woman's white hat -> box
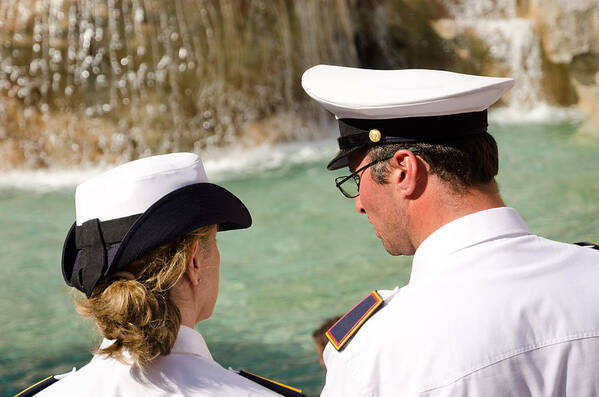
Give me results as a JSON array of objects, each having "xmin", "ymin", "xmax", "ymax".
[{"xmin": 62, "ymin": 153, "xmax": 251, "ymax": 297}]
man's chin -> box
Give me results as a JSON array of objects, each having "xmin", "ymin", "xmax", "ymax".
[
  {"xmin": 381, "ymin": 240, "xmax": 401, "ymax": 256},
  {"xmin": 381, "ymin": 239, "xmax": 414, "ymax": 256}
]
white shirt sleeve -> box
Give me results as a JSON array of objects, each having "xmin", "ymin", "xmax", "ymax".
[{"xmin": 321, "ymin": 344, "xmax": 373, "ymax": 397}]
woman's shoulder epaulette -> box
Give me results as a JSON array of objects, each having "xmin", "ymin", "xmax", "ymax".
[
  {"xmin": 14, "ymin": 376, "xmax": 59, "ymax": 397},
  {"xmin": 238, "ymin": 370, "xmax": 306, "ymax": 397},
  {"xmin": 574, "ymin": 241, "xmax": 599, "ymax": 250}
]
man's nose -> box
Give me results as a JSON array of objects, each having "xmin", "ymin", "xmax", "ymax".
[{"xmin": 355, "ymin": 195, "xmax": 366, "ymax": 214}]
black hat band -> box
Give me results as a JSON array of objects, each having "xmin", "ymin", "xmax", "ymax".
[
  {"xmin": 337, "ymin": 110, "xmax": 488, "ymax": 150},
  {"xmin": 71, "ymin": 214, "xmax": 140, "ymax": 296}
]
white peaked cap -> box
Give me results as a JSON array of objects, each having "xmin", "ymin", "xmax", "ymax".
[
  {"xmin": 75, "ymin": 152, "xmax": 208, "ymax": 225},
  {"xmin": 301, "ymin": 65, "xmax": 514, "ymax": 119}
]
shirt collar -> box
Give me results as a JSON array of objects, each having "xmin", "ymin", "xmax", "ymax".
[
  {"xmin": 96, "ymin": 325, "xmax": 213, "ymax": 361},
  {"xmin": 170, "ymin": 325, "xmax": 213, "ymax": 360},
  {"xmin": 410, "ymin": 207, "xmax": 530, "ymax": 284}
]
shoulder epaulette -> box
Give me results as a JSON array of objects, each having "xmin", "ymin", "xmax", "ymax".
[
  {"xmin": 14, "ymin": 376, "xmax": 59, "ymax": 397},
  {"xmin": 574, "ymin": 241, "xmax": 599, "ymax": 250},
  {"xmin": 238, "ymin": 370, "xmax": 306, "ymax": 397},
  {"xmin": 326, "ymin": 290, "xmax": 384, "ymax": 351}
]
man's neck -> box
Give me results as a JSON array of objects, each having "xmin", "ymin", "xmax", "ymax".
[{"xmin": 408, "ymin": 179, "xmax": 505, "ymax": 250}]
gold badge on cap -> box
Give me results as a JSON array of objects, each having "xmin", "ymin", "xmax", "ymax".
[{"xmin": 369, "ymin": 129, "xmax": 382, "ymax": 142}]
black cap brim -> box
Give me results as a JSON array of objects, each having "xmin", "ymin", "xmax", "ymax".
[
  {"xmin": 112, "ymin": 183, "xmax": 251, "ymax": 271},
  {"xmin": 62, "ymin": 183, "xmax": 251, "ymax": 295},
  {"xmin": 327, "ymin": 146, "xmax": 365, "ymax": 170}
]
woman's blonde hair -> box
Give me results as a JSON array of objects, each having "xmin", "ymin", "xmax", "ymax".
[{"xmin": 75, "ymin": 225, "xmax": 214, "ymax": 368}]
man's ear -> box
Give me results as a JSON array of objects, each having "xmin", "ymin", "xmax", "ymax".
[
  {"xmin": 390, "ymin": 149, "xmax": 422, "ymax": 197},
  {"xmin": 186, "ymin": 239, "xmax": 201, "ymax": 286}
]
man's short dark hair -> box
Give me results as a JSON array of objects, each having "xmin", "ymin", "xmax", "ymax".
[{"xmin": 368, "ymin": 133, "xmax": 499, "ymax": 193}]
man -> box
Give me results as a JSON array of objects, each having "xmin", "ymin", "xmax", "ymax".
[{"xmin": 302, "ymin": 65, "xmax": 599, "ymax": 396}]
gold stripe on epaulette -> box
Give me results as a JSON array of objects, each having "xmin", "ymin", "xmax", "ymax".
[
  {"xmin": 14, "ymin": 376, "xmax": 54, "ymax": 397},
  {"xmin": 241, "ymin": 370, "xmax": 303, "ymax": 393}
]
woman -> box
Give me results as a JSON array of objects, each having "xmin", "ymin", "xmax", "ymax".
[{"xmin": 21, "ymin": 153, "xmax": 303, "ymax": 397}]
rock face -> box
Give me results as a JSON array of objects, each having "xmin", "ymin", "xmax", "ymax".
[
  {"xmin": 531, "ymin": 0, "xmax": 599, "ymax": 132},
  {"xmin": 348, "ymin": 0, "xmax": 477, "ymax": 74},
  {"xmin": 421, "ymin": 0, "xmax": 598, "ymax": 129},
  {"xmin": 531, "ymin": 0, "xmax": 599, "ymax": 64}
]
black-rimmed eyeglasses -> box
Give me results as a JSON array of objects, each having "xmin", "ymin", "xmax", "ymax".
[{"xmin": 335, "ymin": 155, "xmax": 394, "ymax": 198}]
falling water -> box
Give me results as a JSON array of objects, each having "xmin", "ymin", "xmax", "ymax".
[
  {"xmin": 439, "ymin": 0, "xmax": 543, "ymax": 108},
  {"xmin": 0, "ymin": 0, "xmax": 356, "ymax": 168}
]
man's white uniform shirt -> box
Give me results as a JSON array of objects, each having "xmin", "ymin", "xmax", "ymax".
[
  {"xmin": 322, "ymin": 207, "xmax": 599, "ymax": 397},
  {"xmin": 39, "ymin": 325, "xmax": 280, "ymax": 396}
]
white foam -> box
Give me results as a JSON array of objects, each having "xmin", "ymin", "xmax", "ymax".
[
  {"xmin": 0, "ymin": 138, "xmax": 337, "ymax": 192},
  {"xmin": 489, "ymin": 104, "xmax": 585, "ymax": 125},
  {"xmin": 0, "ymin": 168, "xmax": 110, "ymax": 192},
  {"xmin": 201, "ymin": 138, "xmax": 336, "ymax": 181}
]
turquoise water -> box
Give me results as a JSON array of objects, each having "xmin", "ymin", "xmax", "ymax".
[{"xmin": 1, "ymin": 123, "xmax": 598, "ymax": 396}]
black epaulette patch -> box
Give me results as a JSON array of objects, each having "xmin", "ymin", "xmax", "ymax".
[
  {"xmin": 574, "ymin": 242, "xmax": 599, "ymax": 250},
  {"xmin": 326, "ymin": 290, "xmax": 384, "ymax": 351},
  {"xmin": 238, "ymin": 370, "xmax": 306, "ymax": 397},
  {"xmin": 15, "ymin": 376, "xmax": 59, "ymax": 397}
]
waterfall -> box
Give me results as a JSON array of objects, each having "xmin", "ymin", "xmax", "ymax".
[
  {"xmin": 0, "ymin": 0, "xmax": 356, "ymax": 169},
  {"xmin": 1, "ymin": 0, "xmax": 595, "ymax": 170}
]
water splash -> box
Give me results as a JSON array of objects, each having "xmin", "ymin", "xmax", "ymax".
[{"xmin": 0, "ymin": 134, "xmax": 338, "ymax": 191}]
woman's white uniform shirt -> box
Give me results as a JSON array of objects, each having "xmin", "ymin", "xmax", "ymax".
[{"xmin": 39, "ymin": 326, "xmax": 280, "ymax": 396}]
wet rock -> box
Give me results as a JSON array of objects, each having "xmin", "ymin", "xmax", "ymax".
[
  {"xmin": 422, "ymin": 0, "xmax": 598, "ymax": 130},
  {"xmin": 528, "ymin": 0, "xmax": 599, "ymax": 131},
  {"xmin": 349, "ymin": 0, "xmax": 477, "ymax": 73},
  {"xmin": 540, "ymin": 55, "xmax": 578, "ymax": 106},
  {"xmin": 572, "ymin": 72, "xmax": 599, "ymax": 136},
  {"xmin": 530, "ymin": 0, "xmax": 599, "ymax": 64}
]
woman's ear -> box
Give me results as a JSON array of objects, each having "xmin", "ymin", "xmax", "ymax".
[{"xmin": 186, "ymin": 239, "xmax": 201, "ymax": 286}]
